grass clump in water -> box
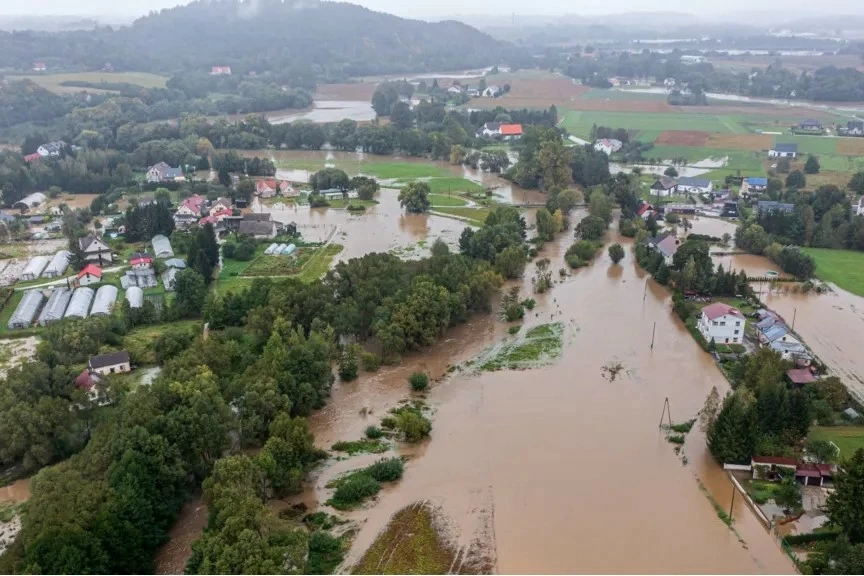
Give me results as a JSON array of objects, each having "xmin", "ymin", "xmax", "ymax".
[
  {"xmin": 387, "ymin": 405, "xmax": 432, "ymax": 442},
  {"xmin": 408, "ymin": 371, "xmax": 429, "ymax": 392},
  {"xmin": 670, "ymin": 419, "xmax": 696, "ymax": 434},
  {"xmin": 478, "ymin": 322, "xmax": 563, "ymax": 371},
  {"xmin": 667, "ymin": 434, "xmax": 686, "ymax": 445},
  {"xmin": 331, "ymin": 438, "xmax": 388, "ymax": 455},
  {"xmin": 307, "ymin": 530, "xmax": 350, "ymax": 574},
  {"xmin": 364, "ymin": 425, "xmax": 384, "ymax": 439},
  {"xmin": 327, "ymin": 457, "xmax": 405, "ymax": 510},
  {"xmin": 352, "ymin": 503, "xmax": 455, "ymax": 574}
]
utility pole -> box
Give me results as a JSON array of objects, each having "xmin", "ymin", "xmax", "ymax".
[
  {"xmin": 728, "ymin": 481, "xmax": 736, "ymax": 518},
  {"xmin": 643, "ymin": 279, "xmax": 648, "ymax": 301},
  {"xmin": 650, "ymin": 321, "xmax": 656, "ymax": 350},
  {"xmin": 792, "ymin": 307, "xmax": 797, "ymax": 330},
  {"xmin": 659, "ymin": 397, "xmax": 672, "ymax": 428}
]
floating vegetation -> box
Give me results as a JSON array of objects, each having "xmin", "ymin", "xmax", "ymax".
[
  {"xmin": 331, "ymin": 438, "xmax": 389, "ymax": 455},
  {"xmin": 472, "ymin": 322, "xmax": 564, "ymax": 372},
  {"xmin": 601, "ymin": 361, "xmax": 624, "ymax": 382},
  {"xmin": 326, "ymin": 457, "xmax": 405, "ymax": 510}
]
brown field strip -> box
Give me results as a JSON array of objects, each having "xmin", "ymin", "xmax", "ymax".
[
  {"xmin": 707, "ymin": 133, "xmax": 773, "ymax": 151},
  {"xmin": 655, "ymin": 130, "xmax": 710, "ymax": 146}
]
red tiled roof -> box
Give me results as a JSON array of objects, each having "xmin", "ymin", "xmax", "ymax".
[
  {"xmin": 24, "ymin": 153, "xmax": 41, "ymax": 163},
  {"xmin": 786, "ymin": 368, "xmax": 816, "ymax": 385},
  {"xmin": 75, "ymin": 369, "xmax": 96, "ymax": 390},
  {"xmin": 815, "ymin": 464, "xmax": 835, "ymax": 476},
  {"xmin": 77, "ymin": 264, "xmax": 102, "ymax": 279},
  {"xmin": 795, "ymin": 465, "xmax": 822, "ymax": 478},
  {"xmin": 636, "ymin": 202, "xmax": 651, "ymax": 216},
  {"xmin": 180, "ymin": 194, "xmax": 205, "ymax": 213},
  {"xmin": 130, "ymin": 256, "xmax": 152, "ymax": 266},
  {"xmin": 500, "ymin": 124, "xmax": 523, "ymax": 136},
  {"xmin": 702, "ymin": 302, "xmax": 744, "ymax": 321},
  {"xmin": 752, "ymin": 455, "xmax": 797, "ymax": 466}
]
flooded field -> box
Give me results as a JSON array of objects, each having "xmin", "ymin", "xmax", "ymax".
[
  {"xmin": 267, "ymin": 100, "xmax": 374, "ymax": 124},
  {"xmin": 299, "ymin": 219, "xmax": 791, "ymax": 573}
]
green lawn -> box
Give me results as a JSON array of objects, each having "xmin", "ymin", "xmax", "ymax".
[
  {"xmin": 802, "ymin": 248, "xmax": 864, "ymax": 297},
  {"xmin": 428, "ymin": 194, "xmax": 468, "ymax": 207},
  {"xmin": 359, "ymin": 162, "xmax": 451, "ymax": 180},
  {"xmin": 325, "ymin": 198, "xmax": 379, "ymax": 209},
  {"xmin": 393, "ymin": 177, "xmax": 483, "ymax": 195},
  {"xmin": 810, "ymin": 426, "xmax": 864, "ymax": 460},
  {"xmin": 562, "ymin": 110, "xmax": 745, "ymax": 138},
  {"xmin": 8, "ymin": 71, "xmax": 169, "ymax": 93},
  {"xmin": 431, "ymin": 206, "xmax": 492, "ymax": 227},
  {"xmin": 580, "ymin": 88, "xmax": 669, "ymax": 101},
  {"xmin": 812, "ymin": 155, "xmax": 864, "ymax": 173},
  {"xmin": 773, "ymin": 135, "xmax": 837, "ymax": 155}
]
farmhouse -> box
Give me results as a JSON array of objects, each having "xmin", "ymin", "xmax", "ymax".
[
  {"xmin": 643, "ymin": 231, "xmax": 679, "ymax": 265},
  {"xmin": 593, "ymin": 138, "xmax": 623, "ymax": 155},
  {"xmin": 88, "ymin": 351, "xmax": 131, "ymax": 376},
  {"xmin": 697, "ymin": 302, "xmax": 745, "ymax": 345},
  {"xmin": 482, "ymin": 85, "xmax": 502, "ymax": 97},
  {"xmin": 256, "ymin": 179, "xmax": 294, "ymax": 198},
  {"xmin": 650, "ymin": 176, "xmax": 678, "ymax": 197},
  {"xmin": 37, "ymin": 141, "xmax": 66, "ymax": 157},
  {"xmin": 79, "ymin": 233, "xmax": 113, "ymax": 264},
  {"xmin": 447, "ymin": 85, "xmax": 463, "ymax": 94},
  {"xmin": 210, "ymin": 66, "xmax": 232, "ymax": 75},
  {"xmin": 174, "ymin": 194, "xmax": 206, "ymax": 227},
  {"xmin": 676, "ymin": 177, "xmax": 712, "ymax": 195},
  {"xmin": 797, "ymin": 119, "xmax": 823, "ymax": 132},
  {"xmin": 845, "ymin": 120, "xmax": 864, "ymax": 136},
  {"xmin": 500, "ymin": 124, "xmax": 522, "ymax": 140},
  {"xmin": 77, "ymin": 264, "xmax": 103, "ymax": 286},
  {"xmin": 769, "ymin": 143, "xmax": 798, "ymax": 158},
  {"xmin": 146, "ymin": 162, "xmax": 184, "ymax": 183},
  {"xmin": 209, "ymin": 197, "xmax": 233, "ymax": 215},
  {"xmin": 741, "ymin": 177, "xmax": 768, "ymax": 196},
  {"xmin": 238, "ymin": 220, "xmax": 278, "ymax": 239}
]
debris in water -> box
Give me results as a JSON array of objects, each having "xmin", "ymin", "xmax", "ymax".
[{"xmin": 601, "ymin": 361, "xmax": 624, "ymax": 382}]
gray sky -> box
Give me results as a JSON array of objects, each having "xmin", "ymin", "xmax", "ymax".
[{"xmin": 0, "ymin": 0, "xmax": 858, "ymax": 19}]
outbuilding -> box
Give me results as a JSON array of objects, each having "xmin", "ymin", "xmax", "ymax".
[
  {"xmin": 90, "ymin": 285, "xmax": 118, "ymax": 316},
  {"xmin": 42, "ymin": 250, "xmax": 71, "ymax": 278},
  {"xmin": 19, "ymin": 256, "xmax": 50, "ymax": 281},
  {"xmin": 151, "ymin": 234, "xmax": 175, "ymax": 259},
  {"xmin": 125, "ymin": 286, "xmax": 144, "ymax": 309},
  {"xmin": 88, "ymin": 350, "xmax": 131, "ymax": 376},
  {"xmin": 65, "ymin": 287, "xmax": 94, "ymax": 319},
  {"xmin": 38, "ymin": 288, "xmax": 72, "ymax": 326},
  {"xmin": 7, "ymin": 290, "xmax": 45, "ymax": 329}
]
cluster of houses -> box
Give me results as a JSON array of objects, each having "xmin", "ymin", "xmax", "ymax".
[
  {"xmin": 172, "ymin": 193, "xmax": 283, "ymax": 238},
  {"xmin": 649, "ymin": 176, "xmax": 713, "ymax": 197},
  {"xmin": 754, "ymin": 309, "xmax": 813, "ymax": 366},
  {"xmin": 838, "ymin": 120, "xmax": 864, "ymax": 137},
  {"xmin": 75, "ymin": 350, "xmax": 132, "ymax": 405},
  {"xmin": 479, "ymin": 122, "xmax": 523, "ymax": 140},
  {"xmin": 255, "ymin": 179, "xmax": 299, "ymax": 199}
]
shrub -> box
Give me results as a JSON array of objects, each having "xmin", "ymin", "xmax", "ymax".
[
  {"xmin": 331, "ymin": 473, "xmax": 380, "ymax": 509},
  {"xmin": 565, "ymin": 240, "xmax": 601, "ymax": 268},
  {"xmin": 667, "ymin": 434, "xmax": 686, "ymax": 444},
  {"xmin": 392, "ymin": 408, "xmax": 432, "ymax": 442},
  {"xmin": 608, "ymin": 243, "xmax": 625, "ymax": 264},
  {"xmin": 408, "ymin": 371, "xmax": 429, "ymax": 392},
  {"xmin": 365, "ymin": 457, "xmax": 404, "ymax": 482},
  {"xmin": 365, "ymin": 426, "xmax": 384, "ymax": 439},
  {"xmin": 346, "ymin": 203, "xmax": 366, "ymax": 212},
  {"xmin": 522, "ymin": 298, "xmax": 536, "ymax": 310},
  {"xmin": 361, "ymin": 352, "xmax": 380, "ymax": 372},
  {"xmin": 380, "ymin": 416, "xmax": 397, "ymax": 429},
  {"xmin": 528, "ymin": 247, "xmax": 538, "ymax": 258},
  {"xmin": 508, "ymin": 325, "xmax": 520, "ymax": 335},
  {"xmin": 339, "ymin": 352, "xmax": 358, "ymax": 381},
  {"xmin": 306, "ymin": 531, "xmax": 345, "ymax": 575}
]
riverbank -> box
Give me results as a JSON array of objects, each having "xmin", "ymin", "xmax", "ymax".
[{"xmin": 802, "ymin": 247, "xmax": 864, "ymax": 298}]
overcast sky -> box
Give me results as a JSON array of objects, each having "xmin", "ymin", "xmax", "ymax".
[{"xmin": 0, "ymin": 0, "xmax": 858, "ymax": 19}]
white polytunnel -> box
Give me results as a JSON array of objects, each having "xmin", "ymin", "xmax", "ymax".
[
  {"xmin": 64, "ymin": 287, "xmax": 94, "ymax": 319},
  {"xmin": 90, "ymin": 285, "xmax": 118, "ymax": 316},
  {"xmin": 38, "ymin": 288, "xmax": 72, "ymax": 326}
]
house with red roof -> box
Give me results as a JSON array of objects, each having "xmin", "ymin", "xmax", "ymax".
[
  {"xmin": 33, "ymin": 61, "xmax": 47, "ymax": 72},
  {"xmin": 210, "ymin": 66, "xmax": 232, "ymax": 75},
  {"xmin": 24, "ymin": 153, "xmax": 41, "ymax": 163},
  {"xmin": 499, "ymin": 124, "xmax": 523, "ymax": 140},
  {"xmin": 129, "ymin": 252, "xmax": 154, "ymax": 269},
  {"xmin": 697, "ymin": 302, "xmax": 746, "ymax": 346},
  {"xmin": 199, "ymin": 208, "xmax": 233, "ymax": 226},
  {"xmin": 77, "ymin": 264, "xmax": 103, "ymax": 286},
  {"xmin": 174, "ymin": 194, "xmax": 206, "ymax": 227},
  {"xmin": 256, "ymin": 179, "xmax": 296, "ymax": 199}
]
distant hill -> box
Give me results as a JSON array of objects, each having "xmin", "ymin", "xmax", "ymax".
[{"xmin": 0, "ymin": 1, "xmax": 518, "ymax": 81}]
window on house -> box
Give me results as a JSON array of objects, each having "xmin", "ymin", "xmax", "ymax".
[
  {"xmin": 720, "ymin": 322, "xmax": 726, "ymax": 326},
  {"xmin": 734, "ymin": 330, "xmax": 739, "ymax": 335},
  {"xmin": 725, "ymin": 338, "xmax": 729, "ymax": 343},
  {"xmin": 736, "ymin": 322, "xmax": 741, "ymax": 326},
  {"xmin": 712, "ymin": 321, "xmax": 718, "ymax": 326},
  {"xmin": 110, "ymin": 367, "xmax": 115, "ymax": 374},
  {"xmin": 733, "ymin": 337, "xmax": 738, "ymax": 343}
]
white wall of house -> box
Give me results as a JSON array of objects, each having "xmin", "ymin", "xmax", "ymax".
[
  {"xmin": 769, "ymin": 150, "xmax": 797, "ymax": 158},
  {"xmin": 92, "ymin": 361, "xmax": 130, "ymax": 376},
  {"xmin": 651, "ymin": 187, "xmax": 675, "ymax": 197},
  {"xmin": 677, "ymin": 183, "xmax": 713, "ymax": 195},
  {"xmin": 698, "ymin": 312, "xmax": 745, "ymax": 344},
  {"xmin": 79, "ymin": 273, "xmax": 101, "ymax": 286}
]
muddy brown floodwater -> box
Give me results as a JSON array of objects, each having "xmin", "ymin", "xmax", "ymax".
[{"xmin": 300, "ymin": 214, "xmax": 792, "ymax": 574}]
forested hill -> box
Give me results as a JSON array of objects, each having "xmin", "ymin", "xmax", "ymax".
[{"xmin": 0, "ymin": 0, "xmax": 517, "ymax": 80}]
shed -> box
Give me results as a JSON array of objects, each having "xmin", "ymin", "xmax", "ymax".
[
  {"xmin": 90, "ymin": 285, "xmax": 118, "ymax": 316},
  {"xmin": 38, "ymin": 288, "xmax": 72, "ymax": 326},
  {"xmin": 12, "ymin": 192, "xmax": 47, "ymax": 211},
  {"xmin": 151, "ymin": 234, "xmax": 175, "ymax": 259},
  {"xmin": 164, "ymin": 258, "xmax": 186, "ymax": 269},
  {"xmin": 786, "ymin": 368, "xmax": 816, "ymax": 386},
  {"xmin": 125, "ymin": 286, "xmax": 144, "ymax": 309},
  {"xmin": 7, "ymin": 290, "xmax": 45, "ymax": 329},
  {"xmin": 42, "ymin": 250, "xmax": 71, "ymax": 278},
  {"xmin": 162, "ymin": 267, "xmax": 179, "ymax": 291},
  {"xmin": 65, "ymin": 287, "xmax": 95, "ymax": 319},
  {"xmin": 20, "ymin": 256, "xmax": 50, "ymax": 281}
]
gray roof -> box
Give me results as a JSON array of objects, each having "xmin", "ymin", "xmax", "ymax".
[
  {"xmin": 652, "ymin": 176, "xmax": 677, "ymax": 190},
  {"xmin": 79, "ymin": 233, "xmax": 107, "ymax": 252},
  {"xmin": 773, "ymin": 143, "xmax": 798, "ymax": 153},
  {"xmin": 758, "ymin": 200, "xmax": 795, "ymax": 213},
  {"xmin": 13, "ymin": 192, "xmax": 47, "ymax": 209},
  {"xmin": 238, "ymin": 220, "xmax": 276, "ymax": 236},
  {"xmin": 164, "ymin": 258, "xmax": 186, "ymax": 269},
  {"xmin": 677, "ymin": 177, "xmax": 711, "ymax": 188},
  {"xmin": 655, "ymin": 234, "xmax": 680, "ymax": 258},
  {"xmin": 40, "ymin": 141, "xmax": 66, "ymax": 154},
  {"xmin": 20, "ymin": 256, "xmax": 49, "ymax": 280},
  {"xmin": 7, "ymin": 290, "xmax": 45, "ymax": 329},
  {"xmin": 65, "ymin": 287, "xmax": 94, "ymax": 319},
  {"xmin": 162, "ymin": 267, "xmax": 179, "ymax": 291},
  {"xmin": 761, "ymin": 323, "xmax": 790, "ymax": 343},
  {"xmin": 38, "ymin": 288, "xmax": 72, "ymax": 326},
  {"xmin": 484, "ymin": 122, "xmax": 502, "ymax": 131},
  {"xmin": 151, "ymin": 234, "xmax": 174, "ymax": 258},
  {"xmin": 90, "ymin": 285, "xmax": 118, "ymax": 316},
  {"xmin": 845, "ymin": 407, "xmax": 861, "ymax": 419},
  {"xmin": 243, "ymin": 213, "xmax": 272, "ymax": 222},
  {"xmin": 89, "ymin": 350, "xmax": 130, "ymax": 369},
  {"xmin": 43, "ymin": 250, "xmax": 70, "ymax": 278}
]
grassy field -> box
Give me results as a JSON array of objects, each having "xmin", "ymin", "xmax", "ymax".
[
  {"xmin": 9, "ymin": 71, "xmax": 169, "ymax": 93},
  {"xmin": 391, "ymin": 177, "xmax": 483, "ymax": 195},
  {"xmin": 802, "ymin": 248, "xmax": 864, "ymax": 297},
  {"xmin": 562, "ymin": 110, "xmax": 749, "ymax": 138},
  {"xmin": 431, "ymin": 206, "xmax": 492, "ymax": 226},
  {"xmin": 428, "ymin": 194, "xmax": 468, "ymax": 207},
  {"xmin": 122, "ymin": 320, "xmax": 201, "ymax": 365},
  {"xmin": 580, "ymin": 88, "xmax": 669, "ymax": 101},
  {"xmin": 775, "ymin": 135, "xmax": 838, "ymax": 155},
  {"xmin": 813, "ymin": 155, "xmax": 864, "ymax": 173},
  {"xmin": 325, "ymin": 198, "xmax": 379, "ymax": 209},
  {"xmin": 810, "ymin": 426, "xmax": 864, "ymax": 460}
]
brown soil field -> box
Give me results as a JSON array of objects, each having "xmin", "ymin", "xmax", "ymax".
[
  {"xmin": 837, "ymin": 138, "xmax": 864, "ymax": 156},
  {"xmin": 469, "ymin": 97, "xmax": 676, "ymax": 112},
  {"xmin": 314, "ymin": 82, "xmax": 377, "ymax": 101},
  {"xmin": 707, "ymin": 133, "xmax": 773, "ymax": 151},
  {"xmin": 45, "ymin": 193, "xmax": 98, "ymax": 211},
  {"xmin": 655, "ymin": 130, "xmax": 710, "ymax": 146},
  {"xmin": 805, "ymin": 171, "xmax": 854, "ymax": 189},
  {"xmin": 712, "ymin": 54, "xmax": 864, "ymax": 73}
]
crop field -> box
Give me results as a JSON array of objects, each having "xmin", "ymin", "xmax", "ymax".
[
  {"xmin": 579, "ymin": 88, "xmax": 668, "ymax": 101},
  {"xmin": 707, "ymin": 133, "xmax": 773, "ymax": 151},
  {"xmin": 655, "ymin": 130, "xmax": 710, "ymax": 146},
  {"xmin": 9, "ymin": 71, "xmax": 169, "ymax": 93},
  {"xmin": 313, "ymin": 82, "xmax": 377, "ymax": 101},
  {"xmin": 836, "ymin": 138, "xmax": 864, "ymax": 155}
]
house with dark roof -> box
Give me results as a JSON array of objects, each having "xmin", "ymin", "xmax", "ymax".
[
  {"xmin": 79, "ymin": 233, "xmax": 113, "ymax": 264},
  {"xmin": 146, "ymin": 162, "xmax": 184, "ymax": 183},
  {"xmin": 481, "ymin": 122, "xmax": 502, "ymax": 137},
  {"xmin": 797, "ymin": 119, "xmax": 823, "ymax": 132},
  {"xmin": 88, "ymin": 351, "xmax": 131, "ymax": 376},
  {"xmin": 845, "ymin": 120, "xmax": 864, "ymax": 136},
  {"xmin": 238, "ymin": 220, "xmax": 278, "ymax": 238},
  {"xmin": 645, "ymin": 231, "xmax": 680, "ymax": 264},
  {"xmin": 697, "ymin": 303, "xmax": 745, "ymax": 345},
  {"xmin": 676, "ymin": 177, "xmax": 712, "ymax": 195},
  {"xmin": 650, "ymin": 176, "xmax": 678, "ymax": 197},
  {"xmin": 769, "ymin": 143, "xmax": 798, "ymax": 158},
  {"xmin": 757, "ymin": 200, "xmax": 795, "ymax": 215}
]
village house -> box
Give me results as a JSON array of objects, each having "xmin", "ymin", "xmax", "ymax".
[
  {"xmin": 643, "ymin": 231, "xmax": 679, "ymax": 264},
  {"xmin": 129, "ymin": 252, "xmax": 153, "ymax": 269},
  {"xmin": 676, "ymin": 177, "xmax": 713, "ymax": 195},
  {"xmin": 447, "ymin": 85, "xmax": 463, "ymax": 94},
  {"xmin": 238, "ymin": 220, "xmax": 278, "ymax": 239},
  {"xmin": 210, "ymin": 66, "xmax": 232, "ymax": 75},
  {"xmin": 174, "ymin": 194, "xmax": 206, "ymax": 227},
  {"xmin": 500, "ymin": 124, "xmax": 522, "ymax": 140},
  {"xmin": 650, "ymin": 176, "xmax": 678, "ymax": 197},
  {"xmin": 797, "ymin": 119, "xmax": 823, "ymax": 132},
  {"xmin": 593, "ymin": 138, "xmax": 623, "ymax": 155},
  {"xmin": 635, "ymin": 200, "xmax": 655, "ymax": 220},
  {"xmin": 855, "ymin": 196, "xmax": 864, "ymax": 216},
  {"xmin": 256, "ymin": 179, "xmax": 294, "ymax": 198},
  {"xmin": 466, "ymin": 87, "xmax": 480, "ymax": 97},
  {"xmin": 751, "ymin": 456, "xmax": 797, "ymax": 481},
  {"xmin": 769, "ymin": 143, "xmax": 798, "ymax": 158},
  {"xmin": 33, "ymin": 61, "xmax": 47, "ymax": 72},
  {"xmin": 74, "ymin": 369, "xmax": 104, "ymax": 405},
  {"xmin": 844, "ymin": 120, "xmax": 864, "ymax": 136},
  {"xmin": 741, "ymin": 177, "xmax": 768, "ymax": 196},
  {"xmin": 697, "ymin": 302, "xmax": 745, "ymax": 345},
  {"xmin": 481, "ymin": 122, "xmax": 502, "ymax": 137},
  {"xmin": 663, "ymin": 78, "xmax": 676, "ymax": 88},
  {"xmin": 146, "ymin": 162, "xmax": 184, "ymax": 183},
  {"xmin": 77, "ymin": 264, "xmax": 103, "ymax": 286},
  {"xmin": 209, "ymin": 197, "xmax": 233, "ymax": 215},
  {"xmin": 37, "ymin": 141, "xmax": 67, "ymax": 157},
  {"xmin": 78, "ymin": 233, "xmax": 113, "ymax": 264},
  {"xmin": 88, "ymin": 350, "xmax": 131, "ymax": 376},
  {"xmin": 721, "ymin": 200, "xmax": 740, "ymax": 218}
]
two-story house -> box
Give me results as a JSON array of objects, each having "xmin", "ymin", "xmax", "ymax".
[
  {"xmin": 174, "ymin": 194, "xmax": 206, "ymax": 227},
  {"xmin": 146, "ymin": 162, "xmax": 184, "ymax": 183},
  {"xmin": 78, "ymin": 233, "xmax": 113, "ymax": 265},
  {"xmin": 697, "ymin": 303, "xmax": 746, "ymax": 346}
]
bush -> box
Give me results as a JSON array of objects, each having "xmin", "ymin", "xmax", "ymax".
[
  {"xmin": 380, "ymin": 416, "xmax": 397, "ymax": 429},
  {"xmin": 522, "ymin": 298, "xmax": 536, "ymax": 310},
  {"xmin": 338, "ymin": 352, "xmax": 358, "ymax": 381},
  {"xmin": 365, "ymin": 426, "xmax": 384, "ymax": 439},
  {"xmin": 361, "ymin": 352, "xmax": 380, "ymax": 372},
  {"xmin": 391, "ymin": 407, "xmax": 432, "ymax": 442},
  {"xmin": 306, "ymin": 531, "xmax": 345, "ymax": 575},
  {"xmin": 331, "ymin": 473, "xmax": 380, "ymax": 509},
  {"xmin": 565, "ymin": 240, "xmax": 601, "ymax": 268},
  {"xmin": 508, "ymin": 325, "xmax": 520, "ymax": 335},
  {"xmin": 608, "ymin": 243, "xmax": 625, "ymax": 264},
  {"xmin": 365, "ymin": 457, "xmax": 404, "ymax": 482},
  {"xmin": 346, "ymin": 203, "xmax": 366, "ymax": 212},
  {"xmin": 408, "ymin": 371, "xmax": 429, "ymax": 392}
]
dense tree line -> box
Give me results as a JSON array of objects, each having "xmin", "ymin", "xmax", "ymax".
[
  {"xmin": 504, "ymin": 126, "xmax": 610, "ymax": 190},
  {"xmin": 122, "ymin": 199, "xmax": 175, "ymax": 242}
]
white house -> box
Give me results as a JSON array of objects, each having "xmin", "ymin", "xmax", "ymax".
[
  {"xmin": 79, "ymin": 233, "xmax": 113, "ymax": 264},
  {"xmin": 88, "ymin": 351, "xmax": 131, "ymax": 376},
  {"xmin": 697, "ymin": 303, "xmax": 746, "ymax": 346},
  {"xmin": 593, "ymin": 138, "xmax": 623, "ymax": 155},
  {"xmin": 663, "ymin": 78, "xmax": 676, "ymax": 88},
  {"xmin": 482, "ymin": 85, "xmax": 502, "ymax": 98},
  {"xmin": 856, "ymin": 196, "xmax": 864, "ymax": 216},
  {"xmin": 650, "ymin": 177, "xmax": 678, "ymax": 197},
  {"xmin": 146, "ymin": 162, "xmax": 184, "ymax": 183},
  {"xmin": 37, "ymin": 141, "xmax": 66, "ymax": 157},
  {"xmin": 741, "ymin": 177, "xmax": 768, "ymax": 197},
  {"xmin": 174, "ymin": 194, "xmax": 206, "ymax": 227},
  {"xmin": 210, "ymin": 66, "xmax": 232, "ymax": 75},
  {"xmin": 769, "ymin": 143, "xmax": 798, "ymax": 158},
  {"xmin": 676, "ymin": 177, "xmax": 713, "ymax": 195},
  {"xmin": 643, "ymin": 231, "xmax": 679, "ymax": 265},
  {"xmin": 77, "ymin": 264, "xmax": 103, "ymax": 286},
  {"xmin": 209, "ymin": 197, "xmax": 233, "ymax": 215},
  {"xmin": 447, "ymin": 85, "xmax": 463, "ymax": 94}
]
